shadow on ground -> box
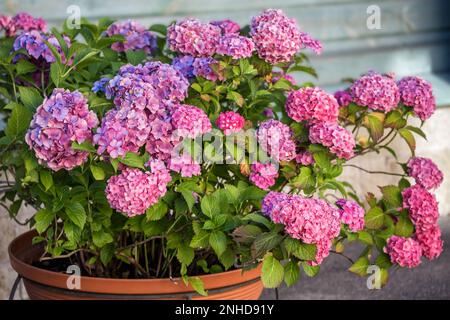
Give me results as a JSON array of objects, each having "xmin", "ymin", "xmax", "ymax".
[{"xmin": 261, "ymin": 217, "xmax": 450, "ymax": 300}]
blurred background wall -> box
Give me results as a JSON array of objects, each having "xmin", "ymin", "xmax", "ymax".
[{"xmin": 1, "ymin": 0, "xmax": 449, "ymax": 299}]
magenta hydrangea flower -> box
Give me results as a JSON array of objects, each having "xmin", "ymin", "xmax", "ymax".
[
  {"xmin": 416, "ymin": 225, "xmax": 443, "ymax": 260},
  {"xmin": 384, "ymin": 236, "xmax": 422, "ymax": 268},
  {"xmin": 93, "ymin": 107, "xmax": 150, "ymax": 158},
  {"xmin": 261, "ymin": 191, "xmax": 290, "ymax": 217},
  {"xmin": 216, "ymin": 34, "xmax": 255, "ymax": 59},
  {"xmin": 106, "ymin": 62, "xmax": 189, "ymax": 110},
  {"xmin": 336, "ymin": 199, "xmax": 365, "ymax": 232},
  {"xmin": 295, "ymin": 151, "xmax": 315, "ymax": 166},
  {"xmin": 286, "ymin": 87, "xmax": 340, "ymax": 123},
  {"xmin": 257, "ymin": 120, "xmax": 297, "ymax": 162},
  {"xmin": 308, "ymin": 238, "xmax": 332, "ymax": 266},
  {"xmin": 145, "ymin": 114, "xmax": 176, "ymax": 161},
  {"xmin": 104, "ymin": 20, "xmax": 156, "ymax": 53},
  {"xmin": 25, "ymin": 88, "xmax": 99, "ymax": 171},
  {"xmin": 13, "ymin": 31, "xmax": 72, "ymax": 64},
  {"xmin": 350, "ymin": 71, "xmax": 400, "ymax": 112},
  {"xmin": 167, "ymin": 19, "xmax": 220, "ymax": 57},
  {"xmin": 216, "ymin": 111, "xmax": 245, "ymax": 135},
  {"xmin": 169, "ymin": 153, "xmax": 201, "ymax": 177},
  {"xmin": 398, "ymin": 76, "xmax": 436, "ymax": 120},
  {"xmin": 0, "ymin": 13, "xmax": 46, "ymax": 37},
  {"xmin": 210, "ymin": 19, "xmax": 240, "ymax": 34},
  {"xmin": 334, "ymin": 90, "xmax": 352, "ymax": 107},
  {"xmin": 192, "ymin": 57, "xmax": 220, "ymax": 81},
  {"xmin": 309, "ymin": 121, "xmax": 355, "ymax": 159},
  {"xmin": 105, "ymin": 163, "xmax": 171, "ymax": 217},
  {"xmin": 249, "ymin": 162, "xmax": 279, "ymax": 190},
  {"xmin": 171, "ymin": 104, "xmax": 212, "ymax": 139},
  {"xmin": 407, "ymin": 157, "xmax": 443, "ymax": 190},
  {"xmin": 402, "ymin": 184, "xmax": 439, "ymax": 232},
  {"xmin": 250, "ymin": 9, "xmax": 321, "ymax": 64}
]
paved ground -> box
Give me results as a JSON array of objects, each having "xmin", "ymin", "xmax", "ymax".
[{"xmin": 261, "ymin": 217, "xmax": 450, "ymax": 300}]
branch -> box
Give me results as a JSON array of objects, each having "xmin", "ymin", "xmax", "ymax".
[{"xmin": 343, "ymin": 164, "xmax": 406, "ymax": 177}]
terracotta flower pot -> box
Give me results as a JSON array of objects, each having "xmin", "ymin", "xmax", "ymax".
[{"xmin": 8, "ymin": 230, "xmax": 263, "ymax": 300}]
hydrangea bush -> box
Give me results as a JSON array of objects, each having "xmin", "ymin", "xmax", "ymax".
[{"xmin": 0, "ymin": 9, "xmax": 444, "ymax": 295}]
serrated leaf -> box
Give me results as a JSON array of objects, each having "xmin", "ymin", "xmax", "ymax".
[
  {"xmin": 118, "ymin": 152, "xmax": 145, "ymax": 169},
  {"xmin": 34, "ymin": 209, "xmax": 55, "ymax": 234},
  {"xmin": 18, "ymin": 86, "xmax": 43, "ymax": 110},
  {"xmin": 188, "ymin": 277, "xmax": 207, "ymax": 296},
  {"xmin": 219, "ymin": 248, "xmax": 235, "ymax": 270},
  {"xmin": 40, "ymin": 170, "xmax": 53, "ymax": 191},
  {"xmin": 71, "ymin": 140, "xmax": 96, "ymax": 152},
  {"xmin": 145, "ymin": 201, "xmax": 168, "ymax": 221},
  {"xmin": 365, "ymin": 206, "xmax": 384, "ymax": 229},
  {"xmin": 398, "ymin": 128, "xmax": 416, "ymax": 155},
  {"xmin": 302, "ymin": 262, "xmax": 320, "ymax": 277},
  {"xmin": 349, "ymin": 256, "xmax": 369, "ymax": 276},
  {"xmin": 379, "ymin": 185, "xmax": 402, "ymax": 208},
  {"xmin": 65, "ymin": 202, "xmax": 86, "ymax": 229},
  {"xmin": 261, "ymin": 253, "xmax": 284, "ymax": 288},
  {"xmin": 394, "ymin": 215, "xmax": 414, "ymax": 237},
  {"xmin": 90, "ymin": 165, "xmax": 105, "ymax": 180},
  {"xmin": 363, "ymin": 113, "xmax": 384, "ymax": 142},
  {"xmin": 190, "ymin": 230, "xmax": 210, "ymax": 248},
  {"xmin": 125, "ymin": 49, "xmax": 146, "ymax": 65},
  {"xmin": 16, "ymin": 59, "xmax": 37, "ymax": 75},
  {"xmin": 284, "ymin": 260, "xmax": 300, "ymax": 286},
  {"xmin": 209, "ymin": 230, "xmax": 227, "ymax": 256},
  {"xmin": 201, "ymin": 194, "xmax": 217, "ymax": 218},
  {"xmin": 177, "ymin": 244, "xmax": 195, "ymax": 265},
  {"xmin": 5, "ymin": 103, "xmax": 32, "ymax": 138}
]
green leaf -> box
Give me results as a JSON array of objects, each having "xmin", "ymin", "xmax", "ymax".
[
  {"xmin": 242, "ymin": 213, "xmax": 272, "ymax": 229},
  {"xmin": 226, "ymin": 91, "xmax": 244, "ymax": 107},
  {"xmin": 145, "ymin": 201, "xmax": 168, "ymax": 221},
  {"xmin": 201, "ymin": 194, "xmax": 217, "ymax": 218},
  {"xmin": 16, "ymin": 59, "xmax": 37, "ymax": 75},
  {"xmin": 302, "ymin": 262, "xmax": 320, "ymax": 277},
  {"xmin": 188, "ymin": 277, "xmax": 207, "ymax": 296},
  {"xmin": 34, "ymin": 209, "xmax": 55, "ymax": 234},
  {"xmin": 395, "ymin": 215, "xmax": 414, "ymax": 237},
  {"xmin": 50, "ymin": 62, "xmax": 61, "ymax": 87},
  {"xmin": 40, "ymin": 170, "xmax": 53, "ymax": 191},
  {"xmin": 190, "ymin": 230, "xmax": 210, "ymax": 248},
  {"xmin": 71, "ymin": 141, "xmax": 96, "ymax": 152},
  {"xmin": 219, "ymin": 248, "xmax": 235, "ymax": 270},
  {"xmin": 357, "ymin": 231, "xmax": 373, "ymax": 245},
  {"xmin": 363, "ymin": 113, "xmax": 384, "ymax": 142},
  {"xmin": 284, "ymin": 260, "xmax": 300, "ymax": 286},
  {"xmin": 284, "ymin": 238, "xmax": 317, "ymax": 261},
  {"xmin": 100, "ymin": 244, "xmax": 115, "ymax": 265},
  {"xmin": 149, "ymin": 24, "xmax": 167, "ymax": 36},
  {"xmin": 65, "ymin": 202, "xmax": 87, "ymax": 229},
  {"xmin": 92, "ymin": 231, "xmax": 113, "ymax": 248},
  {"xmin": 177, "ymin": 244, "xmax": 195, "ymax": 265},
  {"xmin": 261, "ymin": 253, "xmax": 284, "ymax": 288},
  {"xmin": 64, "ymin": 221, "xmax": 81, "ymax": 243},
  {"xmin": 118, "ymin": 152, "xmax": 145, "ymax": 169},
  {"xmin": 5, "ymin": 103, "xmax": 32, "ymax": 138},
  {"xmin": 398, "ymin": 128, "xmax": 416, "ymax": 155},
  {"xmin": 375, "ymin": 253, "xmax": 393, "ymax": 268},
  {"xmin": 365, "ymin": 206, "xmax": 384, "ymax": 230},
  {"xmin": 290, "ymin": 166, "xmax": 315, "ymax": 192},
  {"xmin": 125, "ymin": 50, "xmax": 147, "ymax": 65},
  {"xmin": 385, "ymin": 110, "xmax": 406, "ymax": 129},
  {"xmin": 405, "ymin": 125, "xmax": 427, "ymax": 140},
  {"xmin": 18, "ymin": 86, "xmax": 43, "ymax": 110},
  {"xmin": 209, "ymin": 230, "xmax": 227, "ymax": 256},
  {"xmin": 90, "ymin": 165, "xmax": 105, "ymax": 180},
  {"xmin": 349, "ymin": 256, "xmax": 369, "ymax": 276},
  {"xmin": 251, "ymin": 231, "xmax": 283, "ymax": 258},
  {"xmin": 379, "ymin": 185, "xmax": 402, "ymax": 208},
  {"xmin": 231, "ymin": 225, "xmax": 262, "ymax": 244},
  {"xmin": 312, "ymin": 151, "xmax": 331, "ymax": 172}
]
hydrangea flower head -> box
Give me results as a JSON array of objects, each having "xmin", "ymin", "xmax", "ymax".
[
  {"xmin": 398, "ymin": 76, "xmax": 436, "ymax": 120},
  {"xmin": 249, "ymin": 162, "xmax": 279, "ymax": 190},
  {"xmin": 171, "ymin": 104, "xmax": 212, "ymax": 138},
  {"xmin": 309, "ymin": 121, "xmax": 355, "ymax": 159},
  {"xmin": 257, "ymin": 120, "xmax": 297, "ymax": 162},
  {"xmin": 350, "ymin": 71, "xmax": 400, "ymax": 112},
  {"xmin": 295, "ymin": 151, "xmax": 315, "ymax": 166},
  {"xmin": 104, "ymin": 20, "xmax": 156, "ymax": 53},
  {"xmin": 286, "ymin": 87, "xmax": 339, "ymax": 123},
  {"xmin": 210, "ymin": 19, "xmax": 240, "ymax": 34},
  {"xmin": 402, "ymin": 184, "xmax": 439, "ymax": 232},
  {"xmin": 336, "ymin": 199, "xmax": 365, "ymax": 232},
  {"xmin": 250, "ymin": 9, "xmax": 321, "ymax": 64},
  {"xmin": 172, "ymin": 55, "xmax": 195, "ymax": 78},
  {"xmin": 25, "ymin": 88, "xmax": 98, "ymax": 171},
  {"xmin": 384, "ymin": 236, "xmax": 422, "ymax": 268},
  {"xmin": 416, "ymin": 225, "xmax": 443, "ymax": 260},
  {"xmin": 216, "ymin": 34, "xmax": 255, "ymax": 59},
  {"xmin": 93, "ymin": 107, "xmax": 150, "ymax": 158},
  {"xmin": 167, "ymin": 19, "xmax": 220, "ymax": 57},
  {"xmin": 192, "ymin": 57, "xmax": 220, "ymax": 81},
  {"xmin": 216, "ymin": 111, "xmax": 245, "ymax": 135},
  {"xmin": 407, "ymin": 157, "xmax": 443, "ymax": 190},
  {"xmin": 105, "ymin": 163, "xmax": 171, "ymax": 217},
  {"xmin": 169, "ymin": 153, "xmax": 201, "ymax": 177},
  {"xmin": 0, "ymin": 13, "xmax": 47, "ymax": 37},
  {"xmin": 334, "ymin": 90, "xmax": 352, "ymax": 107}
]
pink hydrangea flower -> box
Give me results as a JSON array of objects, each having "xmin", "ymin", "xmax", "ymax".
[
  {"xmin": 334, "ymin": 90, "xmax": 352, "ymax": 107},
  {"xmin": 93, "ymin": 107, "xmax": 150, "ymax": 158},
  {"xmin": 295, "ymin": 151, "xmax": 315, "ymax": 166},
  {"xmin": 336, "ymin": 199, "xmax": 365, "ymax": 232},
  {"xmin": 384, "ymin": 236, "xmax": 422, "ymax": 268},
  {"xmin": 308, "ymin": 238, "xmax": 332, "ymax": 266},
  {"xmin": 286, "ymin": 87, "xmax": 340, "ymax": 123},
  {"xmin": 407, "ymin": 157, "xmax": 443, "ymax": 190},
  {"xmin": 398, "ymin": 76, "xmax": 435, "ymax": 120},
  {"xmin": 145, "ymin": 114, "xmax": 176, "ymax": 161},
  {"xmin": 416, "ymin": 224, "xmax": 443, "ymax": 260},
  {"xmin": 25, "ymin": 88, "xmax": 99, "ymax": 171},
  {"xmin": 250, "ymin": 9, "xmax": 321, "ymax": 64},
  {"xmin": 105, "ymin": 163, "xmax": 171, "ymax": 217},
  {"xmin": 104, "ymin": 20, "xmax": 156, "ymax": 53},
  {"xmin": 249, "ymin": 163, "xmax": 279, "ymax": 190},
  {"xmin": 309, "ymin": 121, "xmax": 355, "ymax": 159},
  {"xmin": 169, "ymin": 153, "xmax": 201, "ymax": 177},
  {"xmin": 350, "ymin": 71, "xmax": 400, "ymax": 112},
  {"xmin": 216, "ymin": 34, "xmax": 255, "ymax": 59},
  {"xmin": 167, "ymin": 19, "xmax": 220, "ymax": 57},
  {"xmin": 210, "ymin": 19, "xmax": 240, "ymax": 34},
  {"xmin": 171, "ymin": 104, "xmax": 212, "ymax": 139},
  {"xmin": 0, "ymin": 13, "xmax": 46, "ymax": 37},
  {"xmin": 402, "ymin": 184, "xmax": 439, "ymax": 232},
  {"xmin": 216, "ymin": 111, "xmax": 245, "ymax": 135},
  {"xmin": 257, "ymin": 120, "xmax": 297, "ymax": 162}
]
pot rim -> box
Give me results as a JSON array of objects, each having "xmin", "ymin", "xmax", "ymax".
[{"xmin": 9, "ymin": 229, "xmax": 262, "ymax": 295}]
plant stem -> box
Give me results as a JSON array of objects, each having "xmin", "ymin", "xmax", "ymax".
[{"xmin": 343, "ymin": 164, "xmax": 406, "ymax": 177}]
